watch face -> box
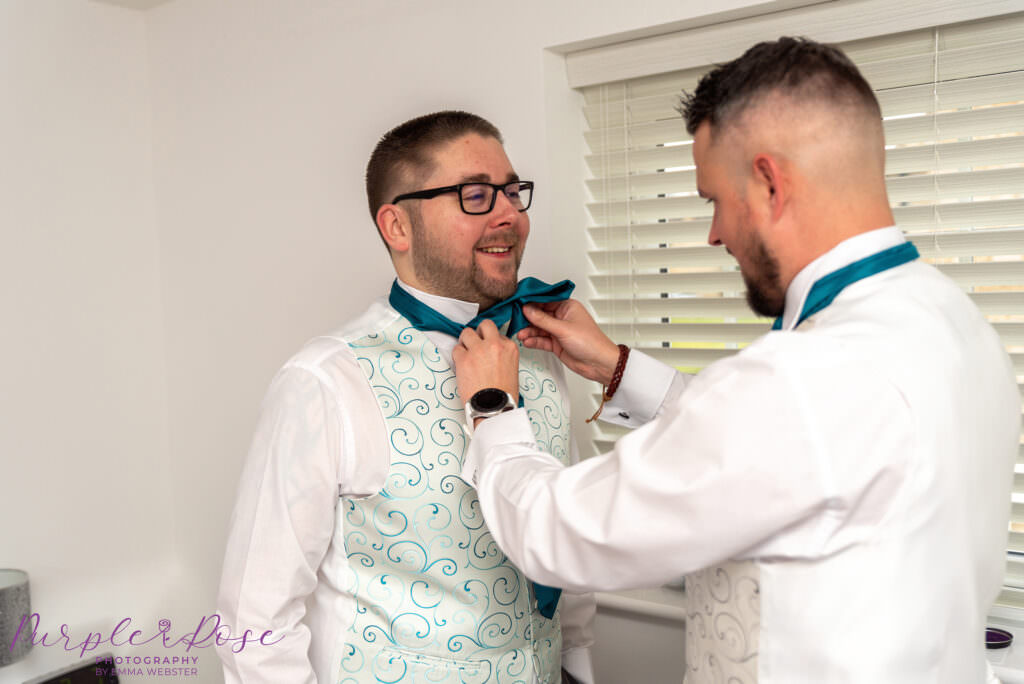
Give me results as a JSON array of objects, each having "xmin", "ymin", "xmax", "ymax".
[{"xmin": 471, "ymin": 387, "xmax": 508, "ymax": 412}]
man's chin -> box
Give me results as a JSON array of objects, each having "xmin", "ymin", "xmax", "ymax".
[
  {"xmin": 745, "ymin": 286, "xmax": 784, "ymax": 319},
  {"xmin": 477, "ymin": 278, "xmax": 519, "ymax": 306},
  {"xmin": 742, "ymin": 273, "xmax": 784, "ymax": 319}
]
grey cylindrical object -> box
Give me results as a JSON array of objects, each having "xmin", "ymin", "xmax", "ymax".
[{"xmin": 0, "ymin": 569, "xmax": 32, "ymax": 666}]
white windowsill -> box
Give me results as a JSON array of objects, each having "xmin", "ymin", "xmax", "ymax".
[
  {"xmin": 596, "ymin": 586, "xmax": 687, "ymax": 623},
  {"xmin": 592, "ymin": 590, "xmax": 1024, "ymax": 677},
  {"xmin": 988, "ymin": 605, "xmax": 1024, "ymax": 683}
]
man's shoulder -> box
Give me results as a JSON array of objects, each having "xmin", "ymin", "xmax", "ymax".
[
  {"xmin": 321, "ymin": 298, "xmax": 401, "ymax": 345},
  {"xmin": 279, "ymin": 298, "xmax": 400, "ymax": 377}
]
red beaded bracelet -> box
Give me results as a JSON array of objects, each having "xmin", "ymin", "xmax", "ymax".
[{"xmin": 586, "ymin": 344, "xmax": 630, "ymax": 423}]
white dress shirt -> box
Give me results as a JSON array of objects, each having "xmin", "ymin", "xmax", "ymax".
[
  {"xmin": 462, "ymin": 227, "xmax": 1021, "ymax": 682},
  {"xmin": 216, "ymin": 280, "xmax": 595, "ymax": 684}
]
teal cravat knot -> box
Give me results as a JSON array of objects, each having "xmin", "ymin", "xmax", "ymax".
[
  {"xmin": 773, "ymin": 242, "xmax": 919, "ymax": 331},
  {"xmin": 388, "ymin": 277, "xmax": 573, "ymax": 619},
  {"xmin": 389, "ymin": 277, "xmax": 575, "ymax": 339}
]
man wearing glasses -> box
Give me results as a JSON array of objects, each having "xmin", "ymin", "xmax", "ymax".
[{"xmin": 216, "ymin": 111, "xmax": 595, "ymax": 684}]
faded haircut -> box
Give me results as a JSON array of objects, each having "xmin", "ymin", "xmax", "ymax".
[{"xmin": 679, "ymin": 37, "xmax": 881, "ymax": 137}]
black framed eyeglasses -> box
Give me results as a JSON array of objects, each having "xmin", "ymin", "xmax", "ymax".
[{"xmin": 391, "ymin": 181, "xmax": 534, "ymax": 215}]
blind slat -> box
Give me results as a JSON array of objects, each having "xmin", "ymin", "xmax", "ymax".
[
  {"xmin": 587, "ymin": 160, "xmax": 1024, "ymax": 204},
  {"xmin": 585, "ymin": 101, "xmax": 1024, "ymax": 154},
  {"xmin": 587, "ymin": 200, "xmax": 1024, "ymax": 249},
  {"xmin": 586, "ymin": 124, "xmax": 1024, "ymax": 178},
  {"xmin": 592, "ymin": 291, "xmax": 1024, "ymax": 319},
  {"xmin": 577, "ymin": 13, "xmax": 1024, "ymax": 103},
  {"xmin": 598, "ymin": 321, "xmax": 1024, "ymax": 347},
  {"xmin": 589, "ymin": 228, "xmax": 1024, "ymax": 269},
  {"xmin": 584, "ymin": 60, "xmax": 1024, "ymax": 130},
  {"xmin": 590, "ymin": 262, "xmax": 1024, "ymax": 295}
]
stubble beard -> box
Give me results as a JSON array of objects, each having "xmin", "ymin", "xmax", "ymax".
[
  {"xmin": 409, "ymin": 216, "xmax": 521, "ymax": 309},
  {"xmin": 742, "ymin": 231, "xmax": 786, "ymax": 319}
]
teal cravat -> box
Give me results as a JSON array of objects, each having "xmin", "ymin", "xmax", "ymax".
[
  {"xmin": 388, "ymin": 277, "xmax": 575, "ymax": 619},
  {"xmin": 389, "ymin": 277, "xmax": 575, "ymax": 339},
  {"xmin": 773, "ymin": 242, "xmax": 919, "ymax": 331}
]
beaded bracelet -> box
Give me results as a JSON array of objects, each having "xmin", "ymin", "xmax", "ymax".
[{"xmin": 586, "ymin": 344, "xmax": 630, "ymax": 423}]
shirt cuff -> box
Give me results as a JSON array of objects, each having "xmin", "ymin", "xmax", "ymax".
[
  {"xmin": 460, "ymin": 408, "xmax": 536, "ymax": 487},
  {"xmin": 561, "ymin": 646, "xmax": 595, "ymax": 684},
  {"xmin": 600, "ymin": 349, "xmax": 676, "ymax": 427}
]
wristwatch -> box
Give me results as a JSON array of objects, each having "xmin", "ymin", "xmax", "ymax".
[{"xmin": 464, "ymin": 387, "xmax": 516, "ymax": 434}]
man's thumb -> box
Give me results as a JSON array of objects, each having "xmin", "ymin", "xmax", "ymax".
[{"xmin": 523, "ymin": 304, "xmax": 565, "ymax": 335}]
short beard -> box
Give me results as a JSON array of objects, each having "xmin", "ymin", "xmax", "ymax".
[
  {"xmin": 742, "ymin": 233, "xmax": 785, "ymax": 318},
  {"xmin": 408, "ymin": 210, "xmax": 520, "ymax": 308}
]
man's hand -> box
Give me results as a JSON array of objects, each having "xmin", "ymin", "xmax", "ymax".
[
  {"xmin": 453, "ymin": 319, "xmax": 520, "ymax": 406},
  {"xmin": 517, "ymin": 300, "xmax": 621, "ymax": 385}
]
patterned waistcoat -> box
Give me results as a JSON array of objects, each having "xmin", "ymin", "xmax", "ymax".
[
  {"xmin": 684, "ymin": 560, "xmax": 761, "ymax": 684},
  {"xmin": 338, "ymin": 315, "xmax": 571, "ymax": 684}
]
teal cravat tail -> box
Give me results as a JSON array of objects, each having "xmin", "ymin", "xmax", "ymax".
[
  {"xmin": 388, "ymin": 277, "xmax": 573, "ymax": 619},
  {"xmin": 773, "ymin": 242, "xmax": 919, "ymax": 331},
  {"xmin": 532, "ymin": 582, "xmax": 562, "ymax": 620}
]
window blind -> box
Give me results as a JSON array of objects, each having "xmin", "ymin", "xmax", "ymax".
[{"xmin": 579, "ymin": 13, "xmax": 1024, "ymax": 603}]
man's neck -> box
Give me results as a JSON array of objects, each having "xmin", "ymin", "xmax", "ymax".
[
  {"xmin": 395, "ymin": 278, "xmax": 481, "ymax": 326},
  {"xmin": 780, "ymin": 209, "xmax": 897, "ymax": 296},
  {"xmin": 775, "ymin": 225, "xmax": 903, "ymax": 330}
]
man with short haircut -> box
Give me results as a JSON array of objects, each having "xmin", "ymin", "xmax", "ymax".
[
  {"xmin": 216, "ymin": 111, "xmax": 594, "ymax": 684},
  {"xmin": 454, "ymin": 38, "xmax": 1019, "ymax": 682}
]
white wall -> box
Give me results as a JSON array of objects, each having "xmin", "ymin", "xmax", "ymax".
[
  {"xmin": 0, "ymin": 0, "xmax": 180, "ymax": 680},
  {"xmin": 143, "ymin": 0, "xmax": 771, "ymax": 606},
  {"xmin": 3, "ymin": 0, "xmax": 789, "ymax": 681}
]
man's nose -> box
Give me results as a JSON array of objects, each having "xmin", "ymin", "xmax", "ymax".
[
  {"xmin": 707, "ymin": 224, "xmax": 722, "ymax": 247},
  {"xmin": 490, "ymin": 189, "xmax": 520, "ymax": 222}
]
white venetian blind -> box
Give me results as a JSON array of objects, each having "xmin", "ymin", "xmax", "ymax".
[{"xmin": 579, "ymin": 13, "xmax": 1024, "ymax": 601}]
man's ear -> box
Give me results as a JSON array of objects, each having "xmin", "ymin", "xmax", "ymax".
[
  {"xmin": 752, "ymin": 153, "xmax": 788, "ymax": 222},
  {"xmin": 376, "ymin": 204, "xmax": 412, "ymax": 253}
]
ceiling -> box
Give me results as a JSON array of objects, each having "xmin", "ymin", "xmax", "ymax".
[{"xmin": 88, "ymin": 0, "xmax": 176, "ymax": 9}]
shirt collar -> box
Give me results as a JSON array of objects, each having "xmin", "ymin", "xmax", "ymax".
[
  {"xmin": 779, "ymin": 226, "xmax": 905, "ymax": 331},
  {"xmin": 394, "ymin": 278, "xmax": 480, "ymax": 326}
]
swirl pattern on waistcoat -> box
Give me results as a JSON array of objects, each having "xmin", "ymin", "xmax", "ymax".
[
  {"xmin": 340, "ymin": 322, "xmax": 570, "ymax": 683},
  {"xmin": 684, "ymin": 560, "xmax": 760, "ymax": 684}
]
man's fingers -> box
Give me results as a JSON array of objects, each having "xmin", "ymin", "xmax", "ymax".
[
  {"xmin": 476, "ymin": 319, "xmax": 500, "ymax": 338},
  {"xmin": 537, "ymin": 301, "xmax": 563, "ymax": 315},
  {"xmin": 516, "ymin": 325, "xmax": 550, "ymax": 341},
  {"xmin": 521, "ymin": 336, "xmax": 555, "ymax": 353},
  {"xmin": 523, "ymin": 304, "xmax": 568, "ymax": 336},
  {"xmin": 458, "ymin": 326, "xmax": 483, "ymax": 349}
]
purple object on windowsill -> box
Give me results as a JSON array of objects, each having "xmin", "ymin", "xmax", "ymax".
[{"xmin": 986, "ymin": 627, "xmax": 1014, "ymax": 649}]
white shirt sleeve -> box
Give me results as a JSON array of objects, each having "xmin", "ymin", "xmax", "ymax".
[
  {"xmin": 216, "ymin": 343, "xmax": 391, "ymax": 684},
  {"xmin": 215, "ymin": 365, "xmax": 340, "ymax": 683},
  {"xmin": 597, "ymin": 349, "xmax": 690, "ymax": 428},
  {"xmin": 461, "ymin": 335, "xmax": 912, "ymax": 593}
]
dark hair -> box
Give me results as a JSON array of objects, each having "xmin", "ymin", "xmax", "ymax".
[
  {"xmin": 365, "ymin": 110, "xmax": 502, "ymax": 249},
  {"xmin": 679, "ymin": 37, "xmax": 881, "ymax": 136}
]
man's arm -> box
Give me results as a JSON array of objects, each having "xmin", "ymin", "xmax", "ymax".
[
  {"xmin": 456, "ymin": 333, "xmax": 912, "ymax": 593},
  {"xmin": 216, "ymin": 364, "xmax": 342, "ymax": 683},
  {"xmin": 597, "ymin": 350, "xmax": 688, "ymax": 428},
  {"xmin": 516, "ymin": 300, "xmax": 691, "ymax": 428}
]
